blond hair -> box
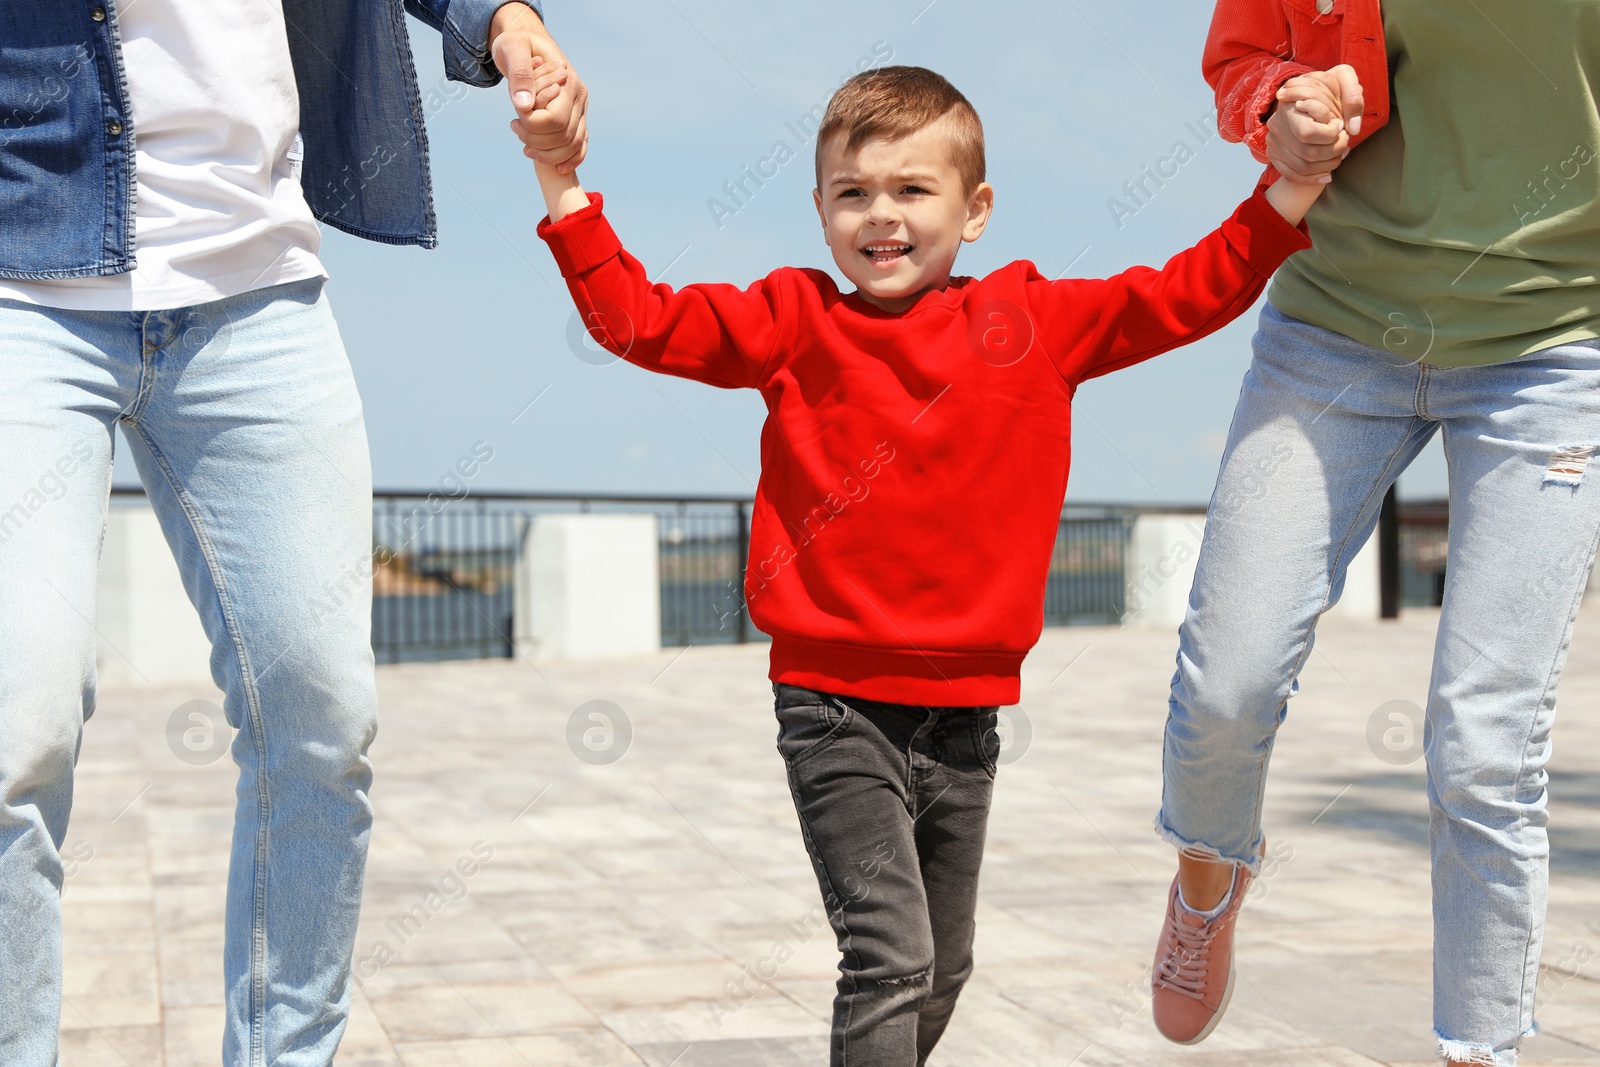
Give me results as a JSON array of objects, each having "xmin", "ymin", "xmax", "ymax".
[{"xmin": 815, "ymin": 66, "xmax": 986, "ymax": 193}]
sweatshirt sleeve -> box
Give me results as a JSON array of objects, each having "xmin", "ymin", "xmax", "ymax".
[
  {"xmin": 537, "ymin": 193, "xmax": 783, "ymax": 390},
  {"xmin": 1204, "ymin": 1, "xmax": 1313, "ymax": 164},
  {"xmin": 1029, "ymin": 189, "xmax": 1311, "ymax": 385}
]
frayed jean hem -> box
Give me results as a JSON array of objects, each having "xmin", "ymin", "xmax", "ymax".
[
  {"xmin": 1434, "ymin": 1021, "xmax": 1536, "ymax": 1065},
  {"xmin": 1152, "ymin": 815, "xmax": 1263, "ymax": 877}
]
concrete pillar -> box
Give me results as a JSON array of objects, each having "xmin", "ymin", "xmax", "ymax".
[
  {"xmin": 1325, "ymin": 527, "xmax": 1380, "ymax": 620},
  {"xmin": 514, "ymin": 513, "xmax": 661, "ymax": 661},
  {"xmin": 97, "ymin": 505, "xmax": 214, "ymax": 684},
  {"xmin": 1122, "ymin": 514, "xmax": 1206, "ymax": 629}
]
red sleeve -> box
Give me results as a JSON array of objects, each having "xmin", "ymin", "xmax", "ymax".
[
  {"xmin": 1030, "ymin": 189, "xmax": 1311, "ymax": 385},
  {"xmin": 1204, "ymin": 1, "xmax": 1313, "ymax": 164},
  {"xmin": 536, "ymin": 192, "xmax": 782, "ymax": 390}
]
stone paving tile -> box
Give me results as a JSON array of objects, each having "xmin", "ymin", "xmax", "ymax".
[
  {"xmin": 339, "ymin": 992, "xmax": 403, "ymax": 1067},
  {"xmin": 159, "ymin": 1004, "xmax": 225, "ymax": 1067},
  {"xmin": 51, "ymin": 605, "xmax": 1600, "ymax": 1063},
  {"xmin": 59, "ymin": 949, "xmax": 162, "ymax": 1028},
  {"xmin": 599, "ymin": 993, "xmax": 828, "ymax": 1047},
  {"xmin": 632, "ymin": 1036, "xmax": 830, "ymax": 1066},
  {"xmin": 364, "ymin": 981, "xmax": 599, "ymax": 1043},
  {"xmin": 394, "ymin": 1030, "xmax": 646, "ymax": 1066},
  {"xmin": 155, "ymin": 924, "xmax": 227, "ymax": 1009},
  {"xmin": 57, "ymin": 1021, "xmax": 164, "ymax": 1067}
]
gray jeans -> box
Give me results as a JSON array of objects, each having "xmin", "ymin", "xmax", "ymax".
[{"xmin": 773, "ymin": 683, "xmax": 999, "ymax": 1066}]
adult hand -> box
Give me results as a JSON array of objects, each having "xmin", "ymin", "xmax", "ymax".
[
  {"xmin": 490, "ymin": 3, "xmax": 589, "ymax": 171},
  {"xmin": 1265, "ymin": 64, "xmax": 1364, "ymax": 186}
]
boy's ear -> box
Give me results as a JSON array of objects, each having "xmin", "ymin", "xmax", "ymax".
[
  {"xmin": 813, "ymin": 188, "xmax": 826, "ymax": 235},
  {"xmin": 962, "ymin": 182, "xmax": 995, "ymax": 244}
]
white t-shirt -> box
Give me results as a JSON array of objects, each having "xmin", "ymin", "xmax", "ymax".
[{"xmin": 0, "ymin": 0, "xmax": 326, "ymax": 311}]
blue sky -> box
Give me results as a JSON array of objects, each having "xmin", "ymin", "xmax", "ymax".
[{"xmin": 113, "ymin": 0, "xmax": 1447, "ymax": 503}]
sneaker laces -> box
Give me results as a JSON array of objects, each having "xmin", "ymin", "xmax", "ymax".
[{"xmin": 1154, "ymin": 911, "xmax": 1215, "ymax": 1001}]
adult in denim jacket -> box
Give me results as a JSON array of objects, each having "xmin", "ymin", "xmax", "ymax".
[{"xmin": 0, "ymin": 3, "xmax": 584, "ymax": 1065}]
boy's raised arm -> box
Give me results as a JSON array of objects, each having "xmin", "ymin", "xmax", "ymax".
[
  {"xmin": 526, "ymin": 99, "xmax": 784, "ymax": 391},
  {"xmin": 534, "ymin": 160, "xmax": 593, "ymax": 223},
  {"xmin": 1028, "ymin": 188, "xmax": 1313, "ymax": 386}
]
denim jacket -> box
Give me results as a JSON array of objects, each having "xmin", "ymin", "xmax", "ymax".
[{"xmin": 0, "ymin": 0, "xmax": 541, "ymax": 280}]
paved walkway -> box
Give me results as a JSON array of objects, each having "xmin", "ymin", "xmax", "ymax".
[{"xmin": 57, "ymin": 606, "xmax": 1600, "ymax": 1066}]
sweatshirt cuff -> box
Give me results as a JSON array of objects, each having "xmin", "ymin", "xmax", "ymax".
[
  {"xmin": 1226, "ymin": 189, "xmax": 1313, "ymax": 276},
  {"xmin": 537, "ymin": 192, "xmax": 623, "ymax": 277}
]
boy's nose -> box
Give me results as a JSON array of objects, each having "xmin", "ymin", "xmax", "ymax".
[{"xmin": 865, "ymin": 194, "xmax": 900, "ymax": 224}]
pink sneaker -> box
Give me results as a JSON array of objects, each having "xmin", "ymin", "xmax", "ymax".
[{"xmin": 1150, "ymin": 858, "xmax": 1253, "ymax": 1044}]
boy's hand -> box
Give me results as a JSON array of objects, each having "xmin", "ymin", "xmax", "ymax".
[
  {"xmin": 512, "ymin": 61, "xmax": 590, "ymax": 221},
  {"xmin": 510, "ymin": 60, "xmax": 571, "ymax": 131},
  {"xmin": 509, "ymin": 61, "xmax": 577, "ymax": 160},
  {"xmin": 490, "ymin": 3, "xmax": 589, "ymax": 172},
  {"xmin": 1266, "ymin": 64, "xmax": 1364, "ymax": 186}
]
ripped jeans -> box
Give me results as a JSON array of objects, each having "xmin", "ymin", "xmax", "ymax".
[
  {"xmin": 1158, "ymin": 305, "xmax": 1600, "ymax": 1067},
  {"xmin": 773, "ymin": 684, "xmax": 999, "ymax": 1067}
]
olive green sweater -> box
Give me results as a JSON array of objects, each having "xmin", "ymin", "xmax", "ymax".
[{"xmin": 1270, "ymin": 0, "xmax": 1600, "ymax": 366}]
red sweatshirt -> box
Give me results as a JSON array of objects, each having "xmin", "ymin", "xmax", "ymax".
[
  {"xmin": 538, "ymin": 191, "xmax": 1310, "ymax": 706},
  {"xmin": 1205, "ymin": 0, "xmax": 1389, "ymax": 168}
]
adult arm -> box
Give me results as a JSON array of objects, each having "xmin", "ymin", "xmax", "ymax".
[
  {"xmin": 1205, "ymin": 3, "xmax": 1364, "ymax": 184},
  {"xmin": 402, "ymin": 0, "xmax": 541, "ymax": 86},
  {"xmin": 1204, "ymin": 1, "xmax": 1315, "ymax": 163},
  {"xmin": 488, "ymin": 3, "xmax": 590, "ymax": 170},
  {"xmin": 400, "ymin": 1, "xmax": 588, "ymax": 169}
]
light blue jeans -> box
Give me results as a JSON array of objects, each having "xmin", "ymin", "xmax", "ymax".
[
  {"xmin": 1159, "ymin": 305, "xmax": 1600, "ymax": 1066},
  {"xmin": 0, "ymin": 279, "xmax": 379, "ymax": 1067}
]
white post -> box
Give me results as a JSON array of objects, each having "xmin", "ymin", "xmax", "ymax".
[
  {"xmin": 514, "ymin": 514, "xmax": 661, "ymax": 661},
  {"xmin": 97, "ymin": 504, "xmax": 214, "ymax": 684},
  {"xmin": 1122, "ymin": 514, "xmax": 1207, "ymax": 629},
  {"xmin": 1325, "ymin": 527, "xmax": 1381, "ymax": 620}
]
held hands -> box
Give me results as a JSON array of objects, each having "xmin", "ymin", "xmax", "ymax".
[
  {"xmin": 1266, "ymin": 64, "xmax": 1364, "ymax": 186},
  {"xmin": 489, "ymin": 2, "xmax": 589, "ymax": 172},
  {"xmin": 1260, "ymin": 64, "xmax": 1363, "ymax": 225},
  {"xmin": 511, "ymin": 58, "xmax": 589, "ymax": 221}
]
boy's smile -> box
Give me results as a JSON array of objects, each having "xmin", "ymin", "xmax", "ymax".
[{"xmin": 814, "ymin": 115, "xmax": 994, "ymax": 314}]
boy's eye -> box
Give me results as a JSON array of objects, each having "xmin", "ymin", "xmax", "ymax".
[
  {"xmin": 902, "ymin": 186, "xmax": 930, "ymax": 196},
  {"xmin": 838, "ymin": 188, "xmax": 865, "ymax": 199}
]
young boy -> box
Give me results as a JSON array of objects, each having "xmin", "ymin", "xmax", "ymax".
[{"xmin": 521, "ymin": 64, "xmax": 1340, "ymax": 1065}]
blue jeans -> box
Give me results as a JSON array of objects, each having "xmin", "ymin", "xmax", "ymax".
[
  {"xmin": 0, "ymin": 279, "xmax": 379, "ymax": 1067},
  {"xmin": 1158, "ymin": 305, "xmax": 1600, "ymax": 1065}
]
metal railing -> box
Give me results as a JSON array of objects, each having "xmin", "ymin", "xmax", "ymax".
[
  {"xmin": 1398, "ymin": 500, "xmax": 1449, "ymax": 609},
  {"xmin": 366, "ymin": 493, "xmax": 1151, "ymax": 661},
  {"xmin": 106, "ymin": 488, "xmax": 1452, "ymax": 664},
  {"xmin": 369, "ymin": 491, "xmax": 755, "ymax": 664},
  {"xmin": 1045, "ymin": 507, "xmax": 1140, "ymax": 627}
]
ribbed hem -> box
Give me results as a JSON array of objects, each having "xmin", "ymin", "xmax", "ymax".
[
  {"xmin": 768, "ymin": 633, "xmax": 1022, "ymax": 707},
  {"xmin": 536, "ymin": 192, "xmax": 621, "ymax": 276}
]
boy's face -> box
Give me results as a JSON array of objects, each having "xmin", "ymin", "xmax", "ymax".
[{"xmin": 813, "ymin": 116, "xmax": 994, "ymax": 314}]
